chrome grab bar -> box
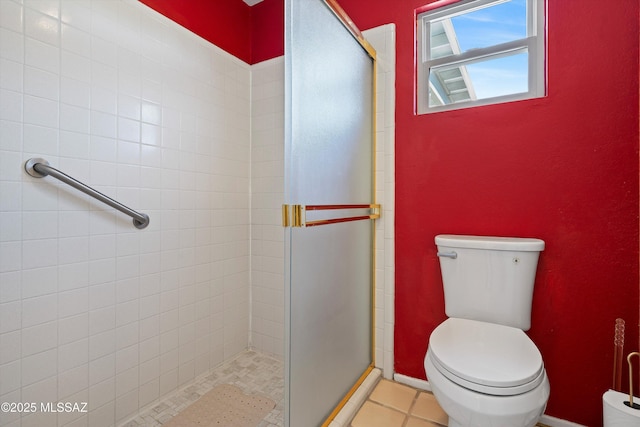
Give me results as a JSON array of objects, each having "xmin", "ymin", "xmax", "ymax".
[
  {"xmin": 437, "ymin": 251, "xmax": 457, "ymax": 259},
  {"xmin": 24, "ymin": 158, "xmax": 150, "ymax": 229}
]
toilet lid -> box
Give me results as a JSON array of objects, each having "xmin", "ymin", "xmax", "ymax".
[{"xmin": 429, "ymin": 318, "xmax": 544, "ymax": 395}]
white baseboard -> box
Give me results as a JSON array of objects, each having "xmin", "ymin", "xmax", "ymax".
[
  {"xmin": 392, "ymin": 374, "xmax": 587, "ymax": 427},
  {"xmin": 393, "ymin": 373, "xmax": 432, "ymax": 392},
  {"xmin": 538, "ymin": 415, "xmax": 587, "ymax": 427}
]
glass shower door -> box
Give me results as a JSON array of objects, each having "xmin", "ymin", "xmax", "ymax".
[{"xmin": 284, "ymin": 0, "xmax": 377, "ymax": 425}]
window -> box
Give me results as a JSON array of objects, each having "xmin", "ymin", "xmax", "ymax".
[{"xmin": 416, "ymin": 0, "xmax": 545, "ymax": 114}]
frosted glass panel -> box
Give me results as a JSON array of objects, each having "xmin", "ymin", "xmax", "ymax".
[{"xmin": 284, "ymin": 0, "xmax": 374, "ymax": 426}]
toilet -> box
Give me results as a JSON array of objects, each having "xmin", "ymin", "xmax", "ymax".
[{"xmin": 424, "ymin": 235, "xmax": 550, "ymax": 427}]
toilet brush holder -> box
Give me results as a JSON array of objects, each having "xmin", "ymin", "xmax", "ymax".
[{"xmin": 603, "ymin": 352, "xmax": 640, "ymax": 426}]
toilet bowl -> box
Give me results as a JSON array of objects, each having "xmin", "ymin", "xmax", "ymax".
[
  {"xmin": 426, "ymin": 235, "xmax": 549, "ymax": 427},
  {"xmin": 424, "ymin": 318, "xmax": 550, "ymax": 427}
]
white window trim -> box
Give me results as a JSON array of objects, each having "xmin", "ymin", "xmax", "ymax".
[{"xmin": 416, "ymin": 0, "xmax": 546, "ymax": 114}]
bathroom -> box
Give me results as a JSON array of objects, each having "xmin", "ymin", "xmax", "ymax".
[{"xmin": 0, "ymin": 0, "xmax": 638, "ymax": 426}]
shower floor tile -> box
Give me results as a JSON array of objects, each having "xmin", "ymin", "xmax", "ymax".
[{"xmin": 124, "ymin": 349, "xmax": 284, "ymax": 427}]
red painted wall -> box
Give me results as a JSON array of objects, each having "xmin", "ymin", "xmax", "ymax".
[
  {"xmin": 139, "ymin": 0, "xmax": 252, "ymax": 63},
  {"xmin": 138, "ymin": 0, "xmax": 283, "ymax": 65},
  {"xmin": 252, "ymin": 0, "xmax": 285, "ymax": 63},
  {"xmin": 139, "ymin": 0, "xmax": 639, "ymax": 425},
  {"xmin": 336, "ymin": 0, "xmax": 639, "ymax": 425}
]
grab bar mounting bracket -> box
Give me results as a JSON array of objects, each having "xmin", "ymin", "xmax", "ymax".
[{"xmin": 24, "ymin": 157, "xmax": 49, "ymax": 178}]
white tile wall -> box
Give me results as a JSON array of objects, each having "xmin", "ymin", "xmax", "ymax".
[
  {"xmin": 0, "ymin": 0, "xmax": 250, "ymax": 425},
  {"xmin": 250, "ymin": 57, "xmax": 285, "ymax": 358},
  {"xmin": 0, "ymin": 0, "xmax": 396, "ymax": 424},
  {"xmin": 362, "ymin": 24, "xmax": 396, "ymax": 379}
]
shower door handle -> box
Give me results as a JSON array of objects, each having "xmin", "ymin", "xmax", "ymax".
[{"xmin": 282, "ymin": 204, "xmax": 380, "ymax": 228}]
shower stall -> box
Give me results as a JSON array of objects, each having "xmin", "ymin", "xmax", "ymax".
[{"xmin": 0, "ymin": 0, "xmax": 394, "ymax": 425}]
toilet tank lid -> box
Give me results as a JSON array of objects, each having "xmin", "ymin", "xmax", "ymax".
[{"xmin": 435, "ymin": 234, "xmax": 545, "ymax": 251}]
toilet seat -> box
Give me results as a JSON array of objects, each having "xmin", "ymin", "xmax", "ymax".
[{"xmin": 428, "ymin": 318, "xmax": 545, "ymax": 396}]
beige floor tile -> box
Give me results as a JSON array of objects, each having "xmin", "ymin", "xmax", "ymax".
[
  {"xmin": 368, "ymin": 379, "xmax": 418, "ymax": 413},
  {"xmin": 350, "ymin": 401, "xmax": 406, "ymax": 427},
  {"xmin": 406, "ymin": 416, "xmax": 444, "ymax": 427},
  {"xmin": 410, "ymin": 392, "xmax": 448, "ymax": 425}
]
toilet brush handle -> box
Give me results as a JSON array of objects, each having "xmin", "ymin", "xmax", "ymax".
[
  {"xmin": 626, "ymin": 352, "xmax": 640, "ymax": 409},
  {"xmin": 614, "ymin": 318, "xmax": 625, "ymax": 391}
]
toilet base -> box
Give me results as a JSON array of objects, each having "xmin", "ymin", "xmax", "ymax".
[{"xmin": 425, "ymin": 351, "xmax": 549, "ymax": 427}]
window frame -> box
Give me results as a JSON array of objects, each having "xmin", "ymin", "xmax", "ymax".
[{"xmin": 416, "ymin": 0, "xmax": 546, "ymax": 114}]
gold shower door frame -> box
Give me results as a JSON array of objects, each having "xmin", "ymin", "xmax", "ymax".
[{"xmin": 283, "ymin": 0, "xmax": 379, "ymax": 425}]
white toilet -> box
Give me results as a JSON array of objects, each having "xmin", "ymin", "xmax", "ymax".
[{"xmin": 424, "ymin": 235, "xmax": 550, "ymax": 427}]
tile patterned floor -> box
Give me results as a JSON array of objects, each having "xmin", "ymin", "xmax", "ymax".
[
  {"xmin": 123, "ymin": 355, "xmax": 547, "ymax": 427},
  {"xmin": 122, "ymin": 350, "xmax": 284, "ymax": 427},
  {"xmin": 350, "ymin": 379, "xmax": 448, "ymax": 427},
  {"xmin": 349, "ymin": 379, "xmax": 550, "ymax": 427}
]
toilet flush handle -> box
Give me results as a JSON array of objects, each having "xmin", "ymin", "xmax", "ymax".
[{"xmin": 437, "ymin": 251, "xmax": 457, "ymax": 259}]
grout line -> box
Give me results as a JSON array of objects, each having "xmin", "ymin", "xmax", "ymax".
[
  {"xmin": 353, "ymin": 382, "xmax": 550, "ymax": 427},
  {"xmin": 401, "ymin": 390, "xmax": 420, "ymax": 427}
]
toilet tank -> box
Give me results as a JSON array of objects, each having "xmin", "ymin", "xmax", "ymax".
[{"xmin": 435, "ymin": 235, "xmax": 545, "ymax": 331}]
